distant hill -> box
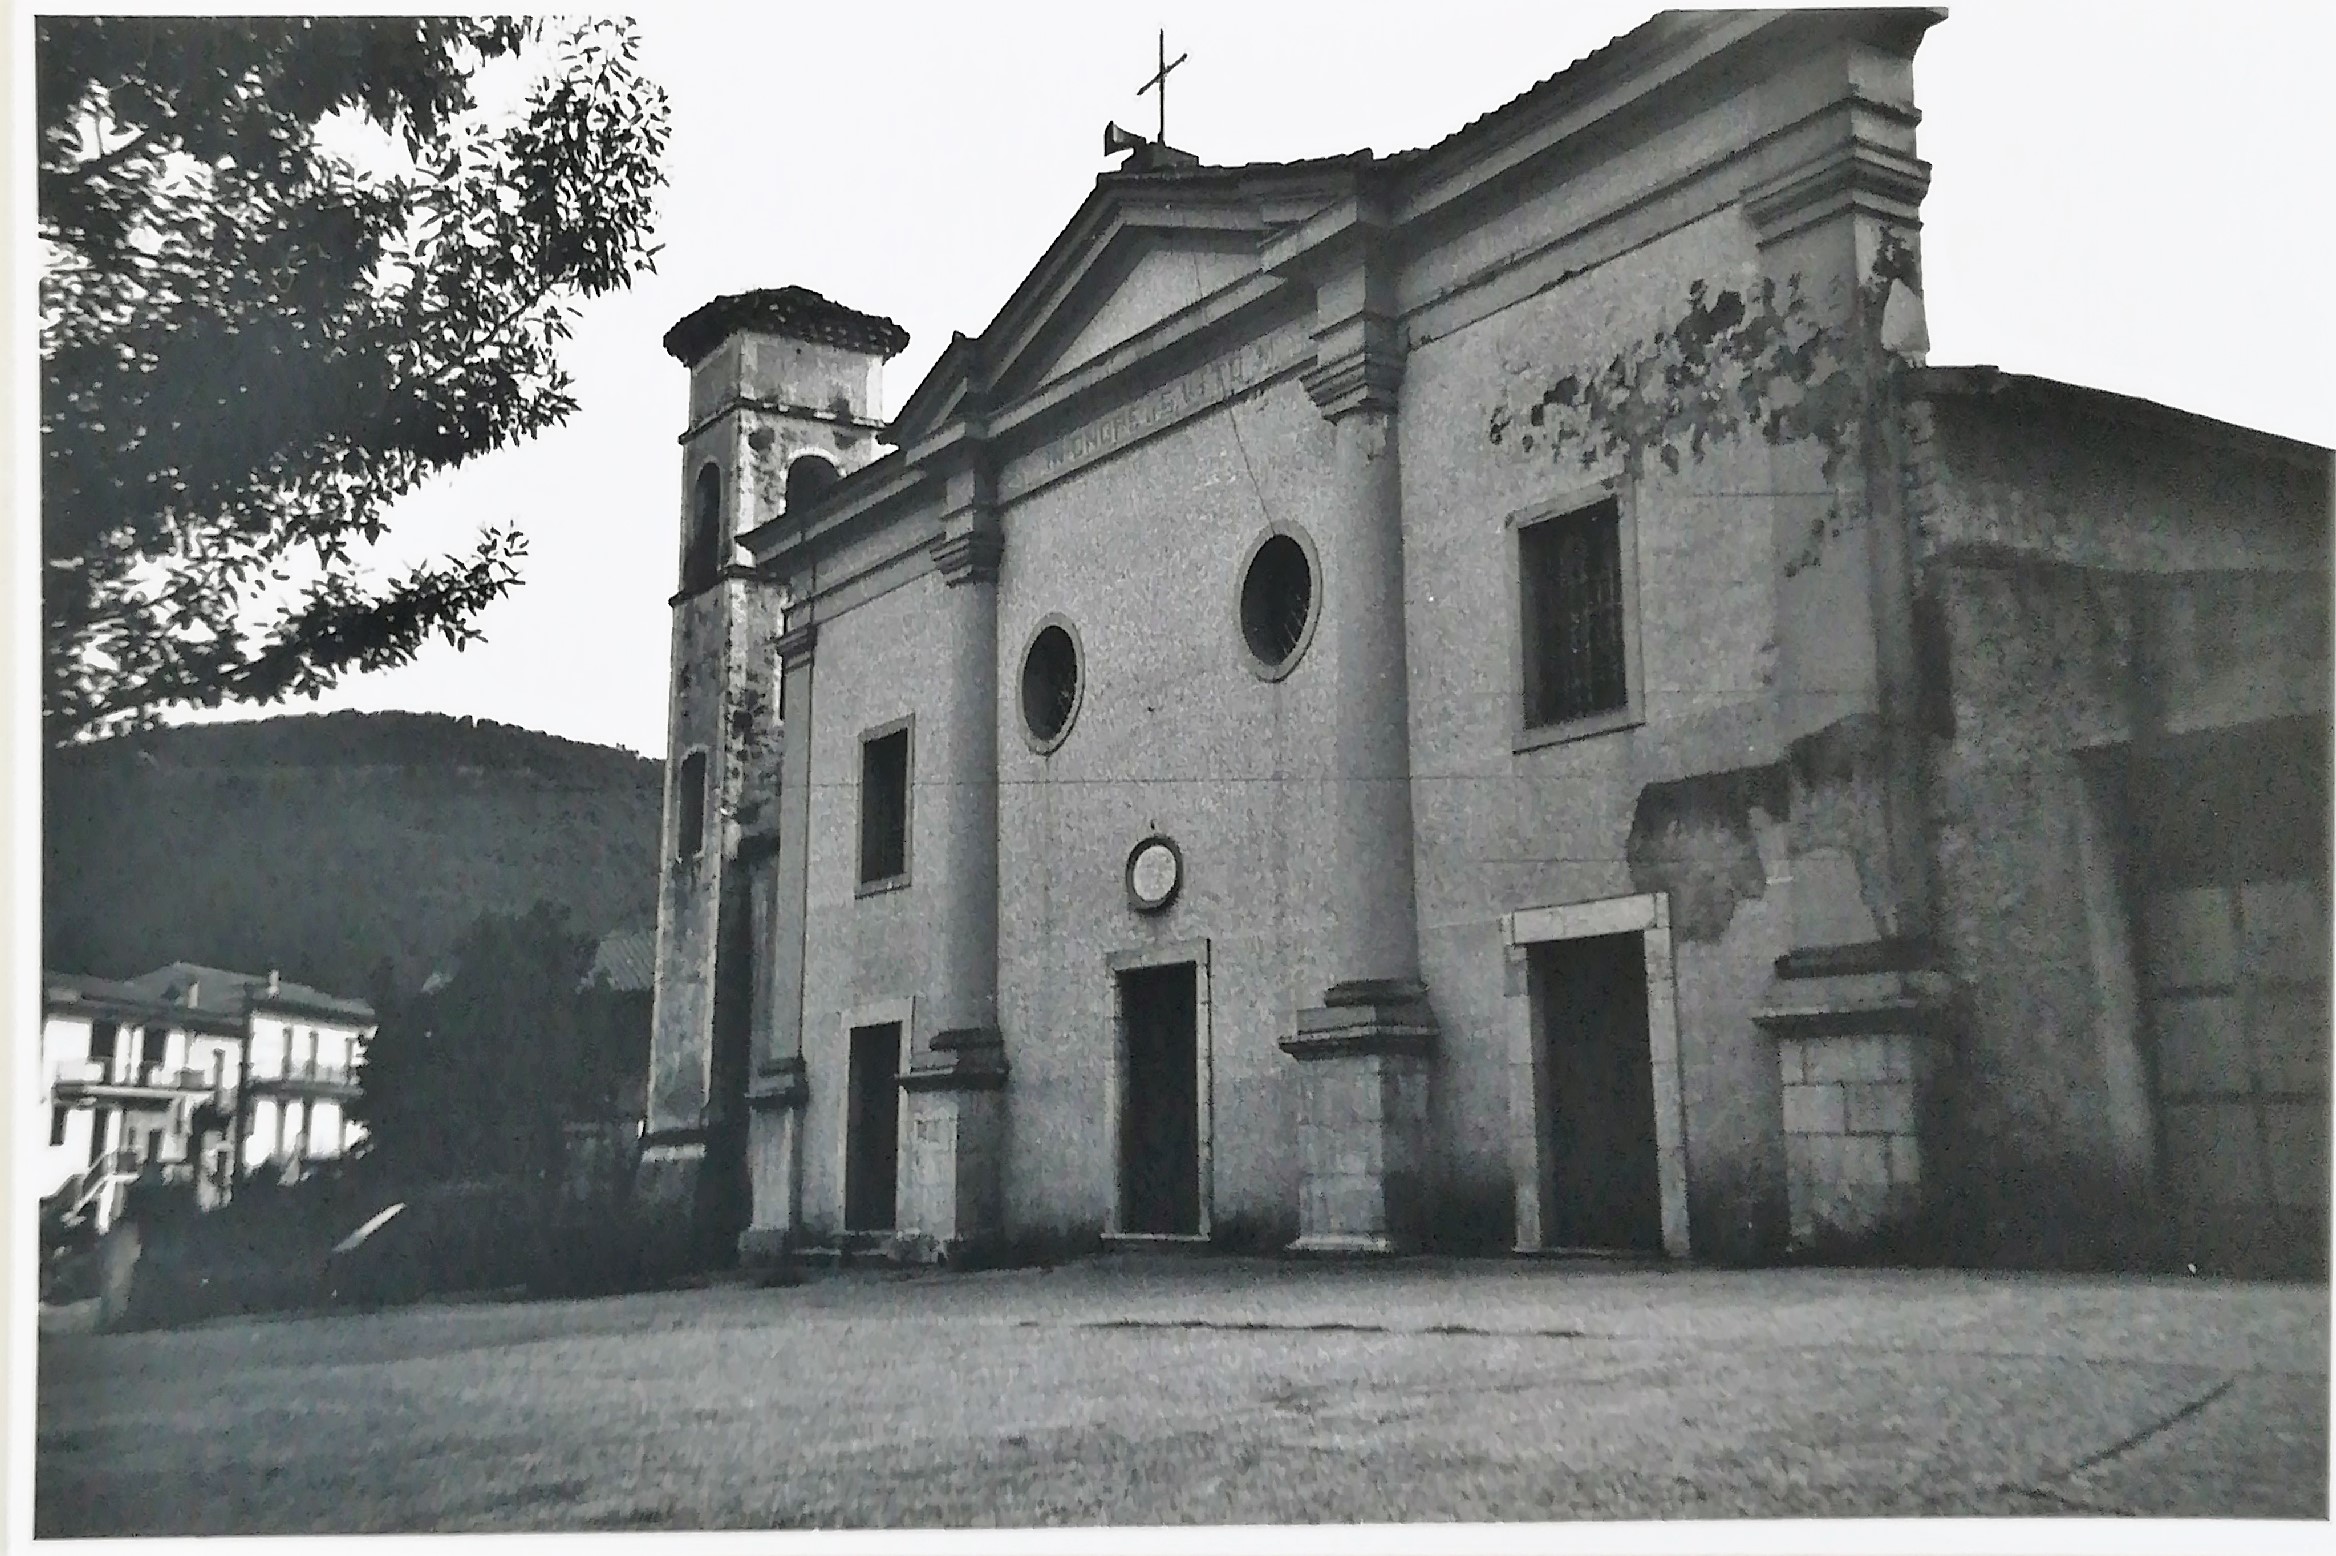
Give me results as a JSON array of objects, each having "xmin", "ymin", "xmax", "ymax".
[{"xmin": 43, "ymin": 711, "xmax": 664, "ymax": 1000}]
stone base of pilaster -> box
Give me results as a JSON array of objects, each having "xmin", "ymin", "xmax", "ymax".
[
  {"xmin": 1753, "ymin": 942, "xmax": 1958, "ymax": 1256},
  {"xmin": 631, "ymin": 1132, "xmax": 709, "ymax": 1275},
  {"xmin": 895, "ymin": 1029, "xmax": 1009, "ymax": 1265},
  {"xmin": 739, "ymin": 1059, "xmax": 808, "ymax": 1264},
  {"xmin": 1281, "ymin": 981, "xmax": 1437, "ymax": 1255}
]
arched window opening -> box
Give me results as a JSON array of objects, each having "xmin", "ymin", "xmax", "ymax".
[
  {"xmin": 785, "ymin": 454, "xmax": 841, "ymax": 514},
  {"xmin": 684, "ymin": 464, "xmax": 722, "ymax": 593}
]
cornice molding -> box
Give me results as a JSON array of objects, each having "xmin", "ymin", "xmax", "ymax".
[{"xmin": 675, "ymin": 394, "xmax": 889, "ymax": 448}]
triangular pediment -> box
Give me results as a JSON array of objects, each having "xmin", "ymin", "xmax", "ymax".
[{"xmin": 890, "ymin": 166, "xmax": 1355, "ymax": 448}]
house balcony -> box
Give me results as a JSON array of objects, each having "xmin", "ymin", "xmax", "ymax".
[
  {"xmin": 246, "ymin": 1063, "xmax": 362, "ymax": 1101},
  {"xmin": 52, "ymin": 1060, "xmax": 218, "ymax": 1104}
]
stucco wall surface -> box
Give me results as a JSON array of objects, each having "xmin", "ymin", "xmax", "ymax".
[
  {"xmin": 794, "ymin": 565, "xmax": 951, "ymax": 1241},
  {"xmin": 1400, "ymin": 206, "xmax": 1800, "ymax": 1256},
  {"xmin": 992, "ymin": 375, "xmax": 1344, "ymax": 1245}
]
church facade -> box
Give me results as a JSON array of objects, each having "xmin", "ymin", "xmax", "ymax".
[{"xmin": 641, "ymin": 8, "xmax": 2331, "ymax": 1273}]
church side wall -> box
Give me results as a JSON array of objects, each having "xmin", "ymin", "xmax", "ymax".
[
  {"xmin": 994, "ymin": 376, "xmax": 1342, "ymax": 1249},
  {"xmin": 1915, "ymin": 397, "xmax": 2332, "ymax": 1265},
  {"xmin": 1398, "ymin": 206, "xmax": 1798, "ymax": 1259}
]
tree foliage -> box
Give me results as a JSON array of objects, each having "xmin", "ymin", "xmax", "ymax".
[
  {"xmin": 352, "ymin": 903, "xmax": 643, "ymax": 1186},
  {"xmin": 38, "ymin": 16, "xmax": 671, "ymax": 744}
]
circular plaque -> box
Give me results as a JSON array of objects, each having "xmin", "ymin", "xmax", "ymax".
[{"xmin": 1125, "ymin": 835, "xmax": 1183, "ymax": 913}]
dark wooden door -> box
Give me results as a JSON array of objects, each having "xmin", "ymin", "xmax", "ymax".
[
  {"xmin": 844, "ymin": 1023, "xmax": 900, "ymax": 1232},
  {"xmin": 1119, "ymin": 963, "xmax": 1200, "ymax": 1235},
  {"xmin": 1537, "ymin": 933, "xmax": 1663, "ymax": 1252}
]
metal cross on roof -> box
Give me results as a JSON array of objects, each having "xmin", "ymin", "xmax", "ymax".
[{"xmin": 1136, "ymin": 29, "xmax": 1188, "ymax": 145}]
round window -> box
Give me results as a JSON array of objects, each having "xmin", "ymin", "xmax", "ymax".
[
  {"xmin": 1238, "ymin": 528, "xmax": 1318, "ymax": 678},
  {"xmin": 1020, "ymin": 618, "xmax": 1082, "ymax": 752}
]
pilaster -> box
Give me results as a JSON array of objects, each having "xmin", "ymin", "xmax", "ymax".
[
  {"xmin": 1753, "ymin": 939, "xmax": 1959, "ymax": 1253},
  {"xmin": 1272, "ymin": 188, "xmax": 1440, "ymax": 1254},
  {"xmin": 891, "ymin": 447, "xmax": 1008, "ymax": 1263}
]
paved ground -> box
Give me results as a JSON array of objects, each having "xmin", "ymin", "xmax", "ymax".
[{"xmin": 33, "ymin": 1256, "xmax": 2330, "ymax": 1534}]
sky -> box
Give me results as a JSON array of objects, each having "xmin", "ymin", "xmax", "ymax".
[{"xmin": 158, "ymin": 1, "xmax": 2336, "ymax": 757}]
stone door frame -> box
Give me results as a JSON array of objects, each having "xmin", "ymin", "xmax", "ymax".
[
  {"xmin": 835, "ymin": 996, "xmax": 914, "ymax": 1234},
  {"xmin": 1102, "ymin": 939, "xmax": 1214, "ymax": 1244},
  {"xmin": 1501, "ymin": 891, "xmax": 1691, "ymax": 1259}
]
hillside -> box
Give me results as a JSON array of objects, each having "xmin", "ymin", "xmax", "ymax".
[{"xmin": 43, "ymin": 711, "xmax": 664, "ymax": 1000}]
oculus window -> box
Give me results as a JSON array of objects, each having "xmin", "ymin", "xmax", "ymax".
[
  {"xmin": 1020, "ymin": 618, "xmax": 1083, "ymax": 752},
  {"xmin": 1237, "ymin": 526, "xmax": 1320, "ymax": 681}
]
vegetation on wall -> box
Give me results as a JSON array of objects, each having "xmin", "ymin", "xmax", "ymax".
[{"xmin": 1487, "ymin": 231, "xmax": 1926, "ymax": 574}]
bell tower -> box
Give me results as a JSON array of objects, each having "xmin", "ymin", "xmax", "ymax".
[{"xmin": 638, "ymin": 287, "xmax": 910, "ymax": 1268}]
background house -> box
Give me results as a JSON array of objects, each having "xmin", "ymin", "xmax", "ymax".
[{"xmin": 39, "ymin": 964, "xmax": 375, "ymax": 1234}]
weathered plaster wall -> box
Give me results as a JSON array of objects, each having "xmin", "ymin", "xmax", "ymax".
[
  {"xmin": 1402, "ymin": 206, "xmax": 1803, "ymax": 1258},
  {"xmin": 1917, "ymin": 393, "xmax": 2332, "ymax": 1263},
  {"xmin": 994, "ymin": 373, "xmax": 1340, "ymax": 1246}
]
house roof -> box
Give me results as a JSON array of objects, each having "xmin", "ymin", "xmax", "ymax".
[
  {"xmin": 662, "ymin": 286, "xmax": 911, "ymax": 368},
  {"xmin": 43, "ymin": 971, "xmax": 249, "ymax": 1036},
  {"xmin": 585, "ymin": 925, "xmax": 656, "ymax": 994},
  {"xmin": 116, "ymin": 962, "xmax": 375, "ymax": 1025},
  {"xmin": 1908, "ymin": 366, "xmax": 2331, "ymax": 472}
]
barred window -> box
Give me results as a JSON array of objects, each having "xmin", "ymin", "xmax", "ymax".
[{"xmin": 1520, "ymin": 497, "xmax": 1628, "ymax": 729}]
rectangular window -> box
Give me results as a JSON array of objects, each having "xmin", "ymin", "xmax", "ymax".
[
  {"xmin": 50, "ymin": 1106, "xmax": 69, "ymax": 1148},
  {"xmin": 1518, "ymin": 493, "xmax": 1637, "ymax": 740},
  {"xmin": 858, "ymin": 722, "xmax": 912, "ymax": 888},
  {"xmin": 677, "ymin": 749, "xmax": 708, "ymax": 861},
  {"xmin": 90, "ymin": 1020, "xmax": 118, "ymax": 1065},
  {"xmin": 141, "ymin": 1025, "xmax": 167, "ymax": 1073}
]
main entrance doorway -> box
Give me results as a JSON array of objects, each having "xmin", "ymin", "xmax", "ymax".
[
  {"xmin": 843, "ymin": 1022, "xmax": 901, "ymax": 1232},
  {"xmin": 1533, "ymin": 932, "xmax": 1664, "ymax": 1252},
  {"xmin": 1117, "ymin": 962, "xmax": 1201, "ymax": 1236}
]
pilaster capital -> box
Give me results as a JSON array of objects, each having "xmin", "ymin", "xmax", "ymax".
[
  {"xmin": 930, "ymin": 516, "xmax": 1004, "ymax": 586},
  {"xmin": 775, "ymin": 619, "xmax": 818, "ymax": 669},
  {"xmin": 1301, "ymin": 318, "xmax": 1406, "ymax": 420},
  {"xmin": 1744, "ymin": 139, "xmax": 1930, "ymax": 250}
]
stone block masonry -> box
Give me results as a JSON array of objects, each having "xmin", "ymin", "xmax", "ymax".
[{"xmin": 1778, "ymin": 1031, "xmax": 1932, "ymax": 1250}]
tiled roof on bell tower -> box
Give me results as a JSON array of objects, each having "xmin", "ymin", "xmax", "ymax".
[{"xmin": 662, "ymin": 286, "xmax": 911, "ymax": 367}]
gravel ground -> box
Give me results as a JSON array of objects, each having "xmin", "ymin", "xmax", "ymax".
[{"xmin": 33, "ymin": 1256, "xmax": 2330, "ymax": 1534}]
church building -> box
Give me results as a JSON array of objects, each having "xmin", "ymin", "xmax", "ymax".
[{"xmin": 640, "ymin": 8, "xmax": 2331, "ymax": 1274}]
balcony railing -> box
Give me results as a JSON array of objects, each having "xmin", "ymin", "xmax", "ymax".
[
  {"xmin": 250, "ymin": 1063, "xmax": 360, "ymax": 1094},
  {"xmin": 53, "ymin": 1060, "xmax": 219, "ymax": 1095}
]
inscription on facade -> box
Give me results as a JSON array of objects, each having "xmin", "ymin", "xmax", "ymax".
[{"xmin": 1031, "ymin": 338, "xmax": 1286, "ymax": 482}]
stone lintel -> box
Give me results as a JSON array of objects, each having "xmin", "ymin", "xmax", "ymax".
[
  {"xmin": 745, "ymin": 1056, "xmax": 807, "ymax": 1110},
  {"xmin": 898, "ymin": 1030, "xmax": 1008, "ymax": 1093},
  {"xmin": 1752, "ymin": 964, "xmax": 1959, "ymax": 1041},
  {"xmin": 1283, "ymin": 1008, "xmax": 1436, "ymax": 1061}
]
